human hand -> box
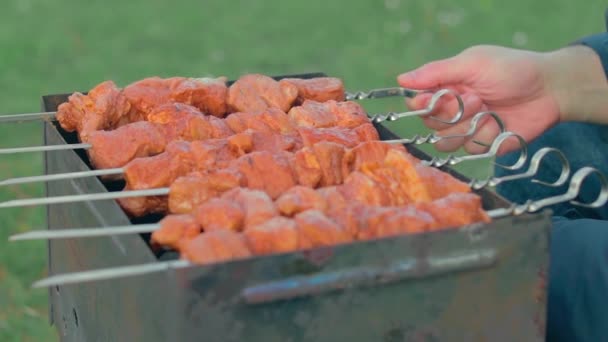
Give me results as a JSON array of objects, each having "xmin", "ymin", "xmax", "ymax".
[{"xmin": 397, "ymin": 44, "xmax": 606, "ymax": 154}]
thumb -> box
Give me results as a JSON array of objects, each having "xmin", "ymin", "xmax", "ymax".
[{"xmin": 397, "ymin": 56, "xmax": 468, "ymax": 89}]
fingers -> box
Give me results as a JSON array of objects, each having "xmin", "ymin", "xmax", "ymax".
[{"xmin": 397, "ymin": 57, "xmax": 466, "ymax": 89}]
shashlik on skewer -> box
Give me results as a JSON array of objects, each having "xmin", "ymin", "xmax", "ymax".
[
  {"xmin": 0, "ymin": 110, "xmax": 507, "ymax": 187},
  {"xmin": 1, "ymin": 74, "xmax": 464, "ymax": 141},
  {"xmin": 9, "ymin": 146, "xmax": 573, "ymax": 242},
  {"xmin": 1, "ymin": 97, "xmax": 371, "ymax": 171},
  {"xmin": 0, "ymin": 132, "xmax": 525, "ymax": 214},
  {"xmin": 0, "ymin": 140, "xmax": 472, "ymax": 215}
]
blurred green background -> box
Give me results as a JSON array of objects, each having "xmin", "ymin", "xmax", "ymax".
[{"xmin": 0, "ymin": 0, "xmax": 605, "ymax": 340}]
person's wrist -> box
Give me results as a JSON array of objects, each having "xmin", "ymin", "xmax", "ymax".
[{"xmin": 540, "ymin": 46, "xmax": 608, "ymax": 123}]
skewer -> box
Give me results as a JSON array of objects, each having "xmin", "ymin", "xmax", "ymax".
[
  {"xmin": 0, "ymin": 110, "xmax": 489, "ymax": 188},
  {"xmin": 26, "ymin": 166, "xmax": 608, "ymax": 289},
  {"xmin": 7, "ymin": 146, "xmax": 566, "ymax": 242},
  {"xmin": 383, "ymin": 111, "xmax": 504, "ymax": 146},
  {"xmin": 420, "ymin": 131, "xmax": 528, "ymax": 170},
  {"xmin": 485, "ymin": 166, "xmax": 608, "ymax": 218},
  {"xmin": 9, "ymin": 224, "xmax": 159, "ymax": 241},
  {"xmin": 0, "ymin": 111, "xmax": 57, "ymax": 123},
  {"xmin": 0, "ymin": 88, "xmax": 464, "ymax": 156},
  {"xmin": 367, "ymin": 89, "xmax": 463, "ymax": 124},
  {"xmin": 468, "ymin": 147, "xmax": 570, "ymax": 190},
  {"xmin": 0, "ymin": 188, "xmax": 169, "ymax": 209},
  {"xmin": 0, "ymin": 168, "xmax": 123, "ymax": 187},
  {"xmin": 0, "ymin": 131, "xmax": 522, "ymax": 210}
]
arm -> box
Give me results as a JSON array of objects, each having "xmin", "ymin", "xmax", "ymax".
[
  {"xmin": 544, "ymin": 34, "xmax": 608, "ymax": 124},
  {"xmin": 397, "ymin": 32, "xmax": 608, "ymax": 154}
]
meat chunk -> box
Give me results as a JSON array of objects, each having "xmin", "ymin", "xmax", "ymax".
[
  {"xmin": 224, "ymin": 108, "xmax": 295, "ymax": 134},
  {"xmin": 221, "ymin": 188, "xmax": 278, "ymax": 228},
  {"xmin": 147, "ymin": 103, "xmax": 229, "ymax": 140},
  {"xmin": 324, "ymin": 203, "xmax": 364, "ymax": 237},
  {"xmin": 56, "ymin": 81, "xmax": 131, "ymax": 141},
  {"xmin": 124, "ymin": 76, "xmax": 228, "ymax": 118},
  {"xmin": 123, "ymin": 141, "xmax": 198, "ymax": 190},
  {"xmin": 342, "ymin": 141, "xmax": 408, "ymax": 174},
  {"xmin": 228, "ymin": 130, "xmax": 299, "ymax": 155},
  {"xmin": 119, "ymin": 142, "xmax": 198, "ymax": 217},
  {"xmin": 276, "ymin": 186, "xmax": 327, "ymax": 216},
  {"xmin": 123, "ymin": 77, "xmax": 171, "ymax": 118},
  {"xmin": 169, "ymin": 77, "xmax": 228, "ymax": 117},
  {"xmin": 192, "ymin": 198, "xmax": 245, "ymax": 232},
  {"xmin": 339, "ymin": 172, "xmax": 391, "ymax": 206},
  {"xmin": 312, "ymin": 142, "xmax": 347, "ymax": 186},
  {"xmin": 293, "ymin": 147, "xmax": 322, "ymax": 188},
  {"xmin": 288, "ymin": 100, "xmax": 369, "ymax": 129},
  {"xmin": 316, "ymin": 186, "xmax": 348, "ymax": 213},
  {"xmin": 377, "ymin": 149, "xmax": 431, "ymax": 203},
  {"xmin": 86, "ymin": 121, "xmax": 166, "ymax": 170},
  {"xmin": 189, "ymin": 139, "xmax": 245, "ymax": 171},
  {"xmin": 179, "ymin": 230, "xmax": 252, "ymax": 265},
  {"xmin": 227, "ymin": 74, "xmax": 298, "ymax": 113},
  {"xmin": 295, "ymin": 210, "xmax": 353, "ymax": 249},
  {"xmin": 244, "ymin": 217, "xmax": 299, "ymax": 255},
  {"xmin": 356, "ymin": 206, "xmax": 434, "ymax": 240},
  {"xmin": 416, "ymin": 193, "xmax": 491, "ymax": 230},
  {"xmin": 282, "ymin": 77, "xmax": 345, "ymax": 104},
  {"xmin": 151, "ymin": 215, "xmax": 201, "ymax": 250},
  {"xmin": 297, "ymin": 126, "xmax": 365, "ymax": 148},
  {"xmin": 230, "ymin": 151, "xmax": 297, "ymax": 199},
  {"xmin": 353, "ymin": 123, "xmax": 380, "ymax": 142},
  {"xmin": 168, "ymin": 170, "xmax": 244, "ymax": 214},
  {"xmin": 414, "ymin": 164, "xmax": 472, "ymax": 199}
]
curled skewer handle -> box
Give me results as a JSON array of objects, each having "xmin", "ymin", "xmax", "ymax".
[
  {"xmin": 345, "ymin": 87, "xmax": 420, "ymax": 101},
  {"xmin": 422, "ymin": 131, "xmax": 528, "ymax": 169},
  {"xmin": 487, "ymin": 167, "xmax": 608, "ymax": 218},
  {"xmin": 369, "ymin": 89, "xmax": 464, "ymax": 125},
  {"xmin": 384, "ymin": 111, "xmax": 507, "ymax": 146},
  {"xmin": 469, "ymin": 147, "xmax": 571, "ymax": 190}
]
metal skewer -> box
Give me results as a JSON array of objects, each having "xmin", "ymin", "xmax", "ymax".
[
  {"xmin": 9, "ymin": 223, "xmax": 160, "ymax": 241},
  {"xmin": 486, "ymin": 166, "xmax": 608, "ymax": 218},
  {"xmin": 26, "ymin": 166, "xmax": 608, "ymax": 288},
  {"xmin": 0, "ymin": 188, "xmax": 169, "ymax": 209},
  {"xmin": 0, "ymin": 168, "xmax": 123, "ymax": 187},
  {"xmin": 367, "ymin": 89, "xmax": 464, "ymax": 124},
  {"xmin": 0, "ymin": 111, "xmax": 57, "ymax": 123},
  {"xmin": 383, "ymin": 111, "xmax": 505, "ymax": 147},
  {"xmin": 420, "ymin": 131, "xmax": 528, "ymax": 170},
  {"xmin": 468, "ymin": 147, "xmax": 570, "ymax": 190},
  {"xmin": 344, "ymin": 87, "xmax": 419, "ymax": 101}
]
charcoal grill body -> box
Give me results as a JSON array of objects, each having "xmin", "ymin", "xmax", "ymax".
[{"xmin": 43, "ymin": 73, "xmax": 551, "ymax": 342}]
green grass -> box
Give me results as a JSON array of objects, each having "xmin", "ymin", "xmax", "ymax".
[{"xmin": 0, "ymin": 0, "xmax": 605, "ymax": 340}]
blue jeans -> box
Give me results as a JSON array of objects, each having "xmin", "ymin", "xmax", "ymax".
[{"xmin": 495, "ymin": 122, "xmax": 608, "ymax": 341}]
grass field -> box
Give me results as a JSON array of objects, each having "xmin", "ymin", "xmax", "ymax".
[{"xmin": 0, "ymin": 0, "xmax": 605, "ymax": 340}]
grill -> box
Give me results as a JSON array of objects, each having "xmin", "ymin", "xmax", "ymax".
[{"xmin": 19, "ymin": 72, "xmax": 554, "ymax": 341}]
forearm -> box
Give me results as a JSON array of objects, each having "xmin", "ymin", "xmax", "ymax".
[{"xmin": 542, "ymin": 44, "xmax": 608, "ymax": 124}]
